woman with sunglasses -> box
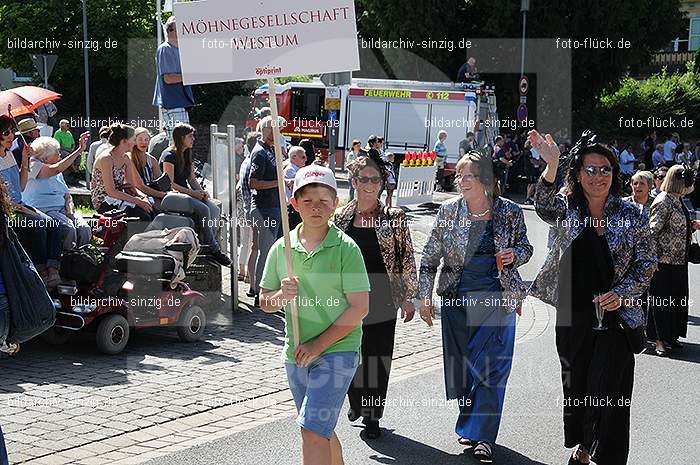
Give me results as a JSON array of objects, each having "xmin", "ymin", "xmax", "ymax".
[
  {"xmin": 651, "ymin": 166, "xmax": 668, "ymax": 198},
  {"xmin": 334, "ymin": 156, "xmax": 418, "ymax": 439},
  {"xmin": 528, "ymin": 130, "xmax": 656, "ymax": 465},
  {"xmin": 0, "ymin": 115, "xmax": 67, "ymax": 289},
  {"xmin": 416, "ymin": 150, "xmax": 532, "ymax": 463},
  {"xmin": 647, "ymin": 165, "xmax": 700, "ymax": 357}
]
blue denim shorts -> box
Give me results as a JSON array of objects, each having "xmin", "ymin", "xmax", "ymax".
[{"xmin": 285, "ymin": 351, "xmax": 359, "ymax": 439}]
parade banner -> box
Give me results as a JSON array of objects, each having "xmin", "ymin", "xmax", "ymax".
[{"xmin": 174, "ymin": 0, "xmax": 361, "ymax": 85}]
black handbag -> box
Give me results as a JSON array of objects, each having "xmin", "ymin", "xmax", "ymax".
[
  {"xmin": 0, "ymin": 217, "xmax": 56, "ymax": 344},
  {"xmin": 148, "ymin": 173, "xmax": 171, "ymax": 192},
  {"xmin": 60, "ymin": 244, "xmax": 105, "ymax": 283},
  {"xmin": 586, "ymin": 226, "xmax": 647, "ymax": 354}
]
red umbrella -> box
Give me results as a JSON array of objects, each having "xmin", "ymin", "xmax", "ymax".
[{"xmin": 0, "ymin": 86, "xmax": 62, "ymax": 117}]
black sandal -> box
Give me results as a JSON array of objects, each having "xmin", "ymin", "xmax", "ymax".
[
  {"xmin": 457, "ymin": 437, "xmax": 473, "ymax": 447},
  {"xmin": 473, "ymin": 441, "xmax": 493, "ymax": 463}
]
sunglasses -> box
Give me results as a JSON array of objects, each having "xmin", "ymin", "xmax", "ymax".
[
  {"xmin": 356, "ymin": 176, "xmax": 382, "ymax": 184},
  {"xmin": 583, "ymin": 165, "xmax": 613, "ymax": 177},
  {"xmin": 655, "ymin": 175, "xmax": 666, "ymax": 180},
  {"xmin": 166, "ymin": 25, "xmax": 175, "ymax": 32},
  {"xmin": 1, "ymin": 129, "xmax": 12, "ymax": 137}
]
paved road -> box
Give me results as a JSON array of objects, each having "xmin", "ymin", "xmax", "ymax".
[
  {"xmin": 2, "ymin": 183, "xmax": 698, "ymax": 464},
  {"xmin": 144, "ymin": 204, "xmax": 699, "ymax": 465}
]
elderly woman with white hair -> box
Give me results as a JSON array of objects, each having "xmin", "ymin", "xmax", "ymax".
[
  {"xmin": 623, "ymin": 170, "xmax": 654, "ymax": 217},
  {"xmin": 25, "ymin": 134, "xmax": 92, "ymax": 250}
]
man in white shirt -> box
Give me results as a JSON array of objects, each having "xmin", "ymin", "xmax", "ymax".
[
  {"xmin": 283, "ymin": 146, "xmax": 307, "ymax": 231},
  {"xmin": 283, "ymin": 146, "xmax": 307, "ymax": 203},
  {"xmin": 663, "ymin": 133, "xmax": 678, "ymax": 164}
]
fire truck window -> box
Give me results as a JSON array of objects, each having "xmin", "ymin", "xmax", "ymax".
[{"xmin": 292, "ymin": 89, "xmax": 324, "ymax": 120}]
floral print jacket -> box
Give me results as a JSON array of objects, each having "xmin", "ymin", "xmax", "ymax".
[
  {"xmin": 529, "ymin": 178, "xmax": 657, "ymax": 329},
  {"xmin": 416, "ymin": 196, "xmax": 533, "ymax": 313},
  {"xmin": 334, "ymin": 199, "xmax": 418, "ymax": 309},
  {"xmin": 649, "ymin": 192, "xmax": 691, "ymax": 265}
]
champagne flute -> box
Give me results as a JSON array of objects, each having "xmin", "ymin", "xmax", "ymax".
[{"xmin": 593, "ymin": 293, "xmax": 607, "ymax": 331}]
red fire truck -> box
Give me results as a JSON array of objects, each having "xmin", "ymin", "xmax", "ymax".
[{"xmin": 245, "ymin": 78, "xmax": 499, "ymax": 176}]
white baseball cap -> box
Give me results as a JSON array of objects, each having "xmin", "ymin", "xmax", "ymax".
[{"xmin": 293, "ymin": 165, "xmax": 337, "ymax": 196}]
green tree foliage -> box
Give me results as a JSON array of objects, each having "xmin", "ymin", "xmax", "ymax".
[
  {"xmin": 594, "ymin": 69, "xmax": 700, "ymax": 139},
  {"xmin": 0, "ymin": 0, "xmax": 155, "ymax": 119}
]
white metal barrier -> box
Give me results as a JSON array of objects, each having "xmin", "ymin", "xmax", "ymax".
[
  {"xmin": 394, "ymin": 164, "xmax": 437, "ymax": 206},
  {"xmin": 210, "ymin": 124, "xmax": 238, "ymax": 311}
]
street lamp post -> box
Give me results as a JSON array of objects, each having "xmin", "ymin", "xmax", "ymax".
[
  {"xmin": 82, "ymin": 0, "xmax": 91, "ymax": 129},
  {"xmin": 520, "ymin": 0, "xmax": 530, "ymax": 79}
]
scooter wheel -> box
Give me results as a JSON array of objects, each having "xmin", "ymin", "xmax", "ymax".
[
  {"xmin": 177, "ymin": 305, "xmax": 206, "ymax": 343},
  {"xmin": 95, "ymin": 314, "xmax": 130, "ymax": 355}
]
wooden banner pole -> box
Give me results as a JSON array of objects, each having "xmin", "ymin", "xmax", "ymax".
[{"xmin": 267, "ymin": 78, "xmax": 300, "ymax": 349}]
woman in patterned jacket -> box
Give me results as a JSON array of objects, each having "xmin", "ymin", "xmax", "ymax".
[
  {"xmin": 334, "ymin": 155, "xmax": 417, "ymax": 439},
  {"xmin": 416, "ymin": 150, "xmax": 533, "ymax": 463},
  {"xmin": 528, "ymin": 130, "xmax": 656, "ymax": 465},
  {"xmin": 647, "ymin": 164, "xmax": 700, "ymax": 356}
]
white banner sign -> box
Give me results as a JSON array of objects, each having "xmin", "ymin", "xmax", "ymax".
[{"xmin": 173, "ymin": 0, "xmax": 360, "ymax": 85}]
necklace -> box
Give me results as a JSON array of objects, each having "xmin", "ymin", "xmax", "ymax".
[
  {"xmin": 356, "ymin": 202, "xmax": 378, "ymax": 216},
  {"xmin": 469, "ymin": 208, "xmax": 491, "ymax": 218}
]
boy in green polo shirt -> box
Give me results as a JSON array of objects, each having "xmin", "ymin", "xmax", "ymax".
[{"xmin": 260, "ymin": 165, "xmax": 370, "ymax": 465}]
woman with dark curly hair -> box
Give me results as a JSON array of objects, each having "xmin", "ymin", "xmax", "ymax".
[
  {"xmin": 335, "ymin": 155, "xmax": 418, "ymax": 439},
  {"xmin": 0, "ymin": 115, "xmax": 67, "ymax": 289},
  {"xmin": 528, "ymin": 130, "xmax": 657, "ymax": 465}
]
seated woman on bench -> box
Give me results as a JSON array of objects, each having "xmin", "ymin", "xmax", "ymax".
[
  {"xmin": 91, "ymin": 123, "xmax": 154, "ymax": 221},
  {"xmin": 0, "ymin": 115, "xmax": 67, "ymax": 289},
  {"xmin": 24, "ymin": 135, "xmax": 92, "ymax": 250},
  {"xmin": 159, "ymin": 123, "xmax": 230, "ymax": 266},
  {"xmin": 128, "ymin": 127, "xmax": 168, "ymax": 206}
]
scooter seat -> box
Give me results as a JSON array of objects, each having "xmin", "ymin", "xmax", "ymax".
[
  {"xmin": 114, "ymin": 252, "xmax": 175, "ymax": 276},
  {"xmin": 161, "ymin": 194, "xmax": 196, "ymax": 215},
  {"xmin": 146, "ymin": 213, "xmax": 195, "ymax": 232}
]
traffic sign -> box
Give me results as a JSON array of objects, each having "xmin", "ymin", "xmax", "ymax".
[
  {"xmin": 519, "ymin": 75, "xmax": 529, "ymax": 95},
  {"xmin": 325, "ymin": 87, "xmax": 341, "ymax": 110},
  {"xmin": 517, "ymin": 103, "xmax": 528, "ymax": 122},
  {"xmin": 30, "ymin": 54, "xmax": 58, "ymax": 80}
]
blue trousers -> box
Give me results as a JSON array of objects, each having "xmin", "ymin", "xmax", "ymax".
[{"xmin": 442, "ymin": 297, "xmax": 516, "ymax": 443}]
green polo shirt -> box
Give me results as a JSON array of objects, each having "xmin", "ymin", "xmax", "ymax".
[
  {"xmin": 260, "ymin": 223, "xmax": 370, "ymax": 364},
  {"xmin": 54, "ymin": 129, "xmax": 75, "ymax": 150}
]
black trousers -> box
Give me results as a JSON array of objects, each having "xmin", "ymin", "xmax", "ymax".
[
  {"xmin": 556, "ymin": 313, "xmax": 635, "ymax": 465},
  {"xmin": 347, "ymin": 317, "xmax": 397, "ymax": 422}
]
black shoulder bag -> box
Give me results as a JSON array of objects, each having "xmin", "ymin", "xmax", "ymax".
[{"xmin": 587, "ymin": 226, "xmax": 646, "ymax": 354}]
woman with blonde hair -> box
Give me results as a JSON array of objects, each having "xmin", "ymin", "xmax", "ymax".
[
  {"xmin": 417, "ymin": 150, "xmax": 532, "ymax": 463},
  {"xmin": 648, "ymin": 164, "xmax": 700, "ymax": 356},
  {"xmin": 623, "ymin": 170, "xmax": 654, "ymax": 217},
  {"xmin": 128, "ymin": 127, "xmax": 167, "ymax": 203}
]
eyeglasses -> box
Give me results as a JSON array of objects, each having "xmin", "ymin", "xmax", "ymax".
[
  {"xmin": 1, "ymin": 129, "xmax": 11, "ymax": 137},
  {"xmin": 583, "ymin": 165, "xmax": 613, "ymax": 177},
  {"xmin": 356, "ymin": 176, "xmax": 382, "ymax": 184}
]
